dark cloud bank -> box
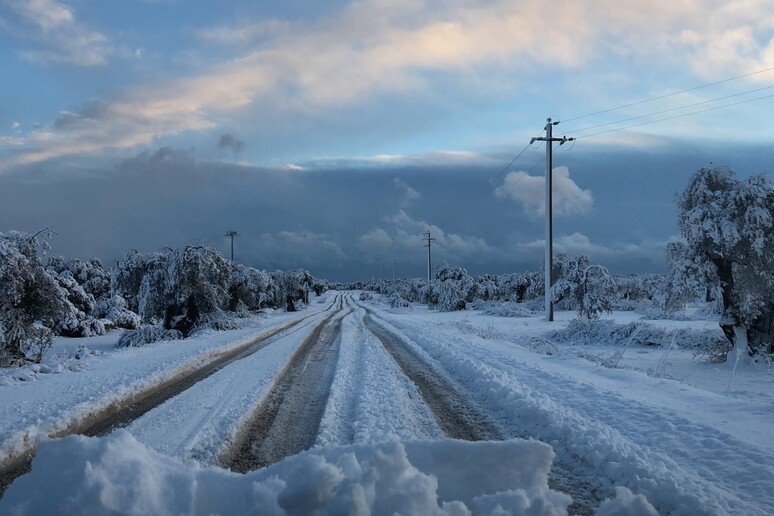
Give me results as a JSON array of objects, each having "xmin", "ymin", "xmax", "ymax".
[{"xmin": 2, "ymin": 142, "xmax": 773, "ymax": 281}]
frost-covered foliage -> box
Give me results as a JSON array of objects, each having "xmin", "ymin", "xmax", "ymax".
[
  {"xmin": 673, "ymin": 167, "xmax": 774, "ymax": 358},
  {"xmin": 0, "ymin": 230, "xmax": 68, "ymax": 366},
  {"xmin": 425, "ymin": 266, "xmax": 476, "ymax": 311},
  {"xmin": 113, "ymin": 247, "xmax": 317, "ymax": 336},
  {"xmin": 614, "ymin": 274, "xmax": 666, "ymax": 311},
  {"xmin": 116, "ymin": 326, "xmax": 183, "ymax": 348},
  {"xmin": 0, "ymin": 232, "xmax": 325, "ymax": 365},
  {"xmin": 162, "ymin": 246, "xmax": 232, "ymax": 335},
  {"xmin": 388, "ymin": 292, "xmax": 410, "ymax": 308},
  {"xmin": 551, "ymin": 255, "xmax": 617, "ymax": 319},
  {"xmin": 550, "ymin": 318, "xmax": 729, "ymax": 357},
  {"xmin": 229, "ymin": 264, "xmax": 272, "ymax": 311},
  {"xmin": 102, "ymin": 295, "xmax": 141, "ymax": 330}
]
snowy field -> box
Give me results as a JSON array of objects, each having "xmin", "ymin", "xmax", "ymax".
[{"xmin": 2, "ymin": 291, "xmax": 773, "ymax": 515}]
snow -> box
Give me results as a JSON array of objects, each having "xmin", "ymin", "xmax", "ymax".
[
  {"xmin": 0, "ymin": 431, "xmax": 572, "ymax": 516},
  {"xmin": 125, "ymin": 309, "xmax": 340, "ymax": 463},
  {"xmin": 315, "ymin": 306, "xmax": 442, "ymax": 446},
  {"xmin": 2, "ymin": 291, "xmax": 773, "ymax": 515},
  {"xmin": 363, "ymin": 300, "xmax": 774, "ymax": 515},
  {"xmin": 0, "ymin": 301, "xmax": 330, "ymax": 464}
]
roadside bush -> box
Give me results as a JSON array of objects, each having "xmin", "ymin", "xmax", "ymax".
[{"xmin": 116, "ymin": 326, "xmax": 183, "ymax": 348}]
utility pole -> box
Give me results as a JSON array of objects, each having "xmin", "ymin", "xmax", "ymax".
[
  {"xmin": 531, "ymin": 118, "xmax": 575, "ymax": 321},
  {"xmin": 224, "ymin": 230, "xmax": 238, "ymax": 261},
  {"xmin": 423, "ymin": 230, "xmax": 435, "ymax": 284},
  {"xmin": 393, "ymin": 260, "xmax": 397, "ymax": 281}
]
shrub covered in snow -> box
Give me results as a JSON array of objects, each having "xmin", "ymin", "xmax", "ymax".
[
  {"xmin": 388, "ymin": 292, "xmax": 411, "ymax": 308},
  {"xmin": 0, "ymin": 230, "xmax": 68, "ymax": 366},
  {"xmin": 550, "ymin": 318, "xmax": 729, "ymax": 357},
  {"xmin": 113, "ymin": 247, "xmax": 316, "ymax": 336},
  {"xmin": 551, "ymin": 255, "xmax": 617, "ymax": 319},
  {"xmin": 116, "ymin": 326, "xmax": 184, "ymax": 348}
]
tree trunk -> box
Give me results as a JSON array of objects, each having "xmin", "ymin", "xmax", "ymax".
[
  {"xmin": 748, "ymin": 306, "xmax": 774, "ymax": 355},
  {"xmin": 1, "ymin": 338, "xmax": 27, "ymax": 367},
  {"xmin": 714, "ymin": 260, "xmax": 746, "ymax": 358}
]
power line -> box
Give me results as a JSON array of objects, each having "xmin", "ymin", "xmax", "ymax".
[
  {"xmin": 487, "ymin": 142, "xmax": 532, "ymax": 185},
  {"xmin": 561, "ymin": 65, "xmax": 774, "ymax": 124},
  {"xmin": 575, "ymin": 91, "xmax": 774, "ymax": 140},
  {"xmin": 568, "ymin": 84, "xmax": 774, "ymax": 135},
  {"xmin": 494, "ymin": 146, "xmax": 546, "ymax": 194},
  {"xmin": 488, "ymin": 128, "xmax": 546, "ymax": 185}
]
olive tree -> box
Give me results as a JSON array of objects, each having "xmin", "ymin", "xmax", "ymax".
[{"xmin": 672, "ymin": 167, "xmax": 774, "ymax": 359}]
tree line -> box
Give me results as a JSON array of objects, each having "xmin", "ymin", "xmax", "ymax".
[
  {"xmin": 354, "ymin": 167, "xmax": 774, "ymax": 362},
  {"xmin": 0, "ymin": 236, "xmax": 326, "ymax": 367}
]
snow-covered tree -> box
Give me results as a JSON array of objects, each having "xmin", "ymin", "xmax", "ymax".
[
  {"xmin": 162, "ymin": 246, "xmax": 231, "ymax": 335},
  {"xmin": 0, "ymin": 230, "xmax": 68, "ymax": 365},
  {"xmin": 674, "ymin": 167, "xmax": 774, "ymax": 358},
  {"xmin": 551, "ymin": 255, "xmax": 616, "ymax": 319}
]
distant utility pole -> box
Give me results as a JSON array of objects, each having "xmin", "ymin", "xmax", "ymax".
[
  {"xmin": 224, "ymin": 230, "xmax": 238, "ymax": 261},
  {"xmin": 381, "ymin": 264, "xmax": 384, "ymax": 288},
  {"xmin": 423, "ymin": 230, "xmax": 435, "ymax": 284},
  {"xmin": 393, "ymin": 260, "xmax": 397, "ymax": 281},
  {"xmin": 531, "ymin": 118, "xmax": 575, "ymax": 322}
]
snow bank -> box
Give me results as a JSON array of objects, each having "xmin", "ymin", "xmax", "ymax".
[
  {"xmin": 0, "ymin": 431, "xmax": 572, "ymax": 516},
  {"xmin": 596, "ymin": 487, "xmax": 658, "ymax": 516}
]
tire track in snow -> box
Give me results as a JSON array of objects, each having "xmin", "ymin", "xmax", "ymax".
[
  {"xmin": 314, "ymin": 298, "xmax": 442, "ymax": 446},
  {"xmin": 360, "ymin": 303, "xmax": 600, "ymax": 516},
  {"xmin": 367, "ymin": 305, "xmax": 774, "ymax": 515},
  {"xmin": 0, "ymin": 296, "xmax": 340, "ymax": 499},
  {"xmin": 222, "ymin": 297, "xmax": 350, "ymax": 472},
  {"xmin": 362, "ymin": 309, "xmax": 502, "ymax": 441}
]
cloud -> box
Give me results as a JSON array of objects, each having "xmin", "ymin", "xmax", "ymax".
[
  {"xmin": 386, "ymin": 209, "xmax": 493, "ymax": 258},
  {"xmin": 393, "ymin": 178, "xmax": 420, "ymax": 206},
  {"xmin": 249, "ymin": 230, "xmax": 347, "ymax": 267},
  {"xmin": 519, "ymin": 232, "xmax": 678, "ymax": 265},
  {"xmin": 494, "ymin": 166, "xmax": 593, "ymax": 217},
  {"xmin": 4, "ymin": 0, "xmax": 773, "ymax": 173},
  {"xmin": 358, "ymin": 228, "xmax": 394, "ymax": 252},
  {"xmin": 218, "ymin": 134, "xmax": 245, "ymax": 153},
  {"xmin": 4, "ymin": 0, "xmax": 113, "ymax": 66},
  {"xmin": 196, "ymin": 19, "xmax": 291, "ymax": 46}
]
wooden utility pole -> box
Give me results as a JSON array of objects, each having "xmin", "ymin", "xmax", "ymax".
[
  {"xmin": 424, "ymin": 231, "xmax": 435, "ymax": 284},
  {"xmin": 225, "ymin": 230, "xmax": 238, "ymax": 261},
  {"xmin": 531, "ymin": 118, "xmax": 574, "ymax": 321}
]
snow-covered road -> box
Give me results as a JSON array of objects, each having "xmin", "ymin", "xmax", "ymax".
[
  {"xmin": 3, "ymin": 291, "xmax": 773, "ymax": 515},
  {"xmin": 364, "ymin": 301, "xmax": 774, "ymax": 516}
]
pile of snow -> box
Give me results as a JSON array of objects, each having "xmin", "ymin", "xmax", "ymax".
[{"xmin": 0, "ymin": 431, "xmax": 597, "ymax": 515}]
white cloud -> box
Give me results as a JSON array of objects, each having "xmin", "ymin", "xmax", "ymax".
[
  {"xmin": 10, "ymin": 121, "xmax": 20, "ymax": 130},
  {"xmin": 494, "ymin": 166, "xmax": 593, "ymax": 217},
  {"xmin": 393, "ymin": 178, "xmax": 420, "ymax": 206},
  {"xmin": 358, "ymin": 228, "xmax": 394, "ymax": 252},
  {"xmin": 275, "ymin": 163, "xmax": 304, "ymax": 171},
  {"xmin": 519, "ymin": 232, "xmax": 679, "ymax": 264},
  {"xmin": 6, "ymin": 0, "xmax": 113, "ymax": 66},
  {"xmin": 5, "ymin": 0, "xmax": 774, "ymax": 167},
  {"xmin": 387, "ymin": 209, "xmax": 492, "ymax": 257}
]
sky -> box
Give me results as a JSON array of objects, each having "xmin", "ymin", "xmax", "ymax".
[{"xmin": 1, "ymin": 0, "xmax": 774, "ymax": 281}]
